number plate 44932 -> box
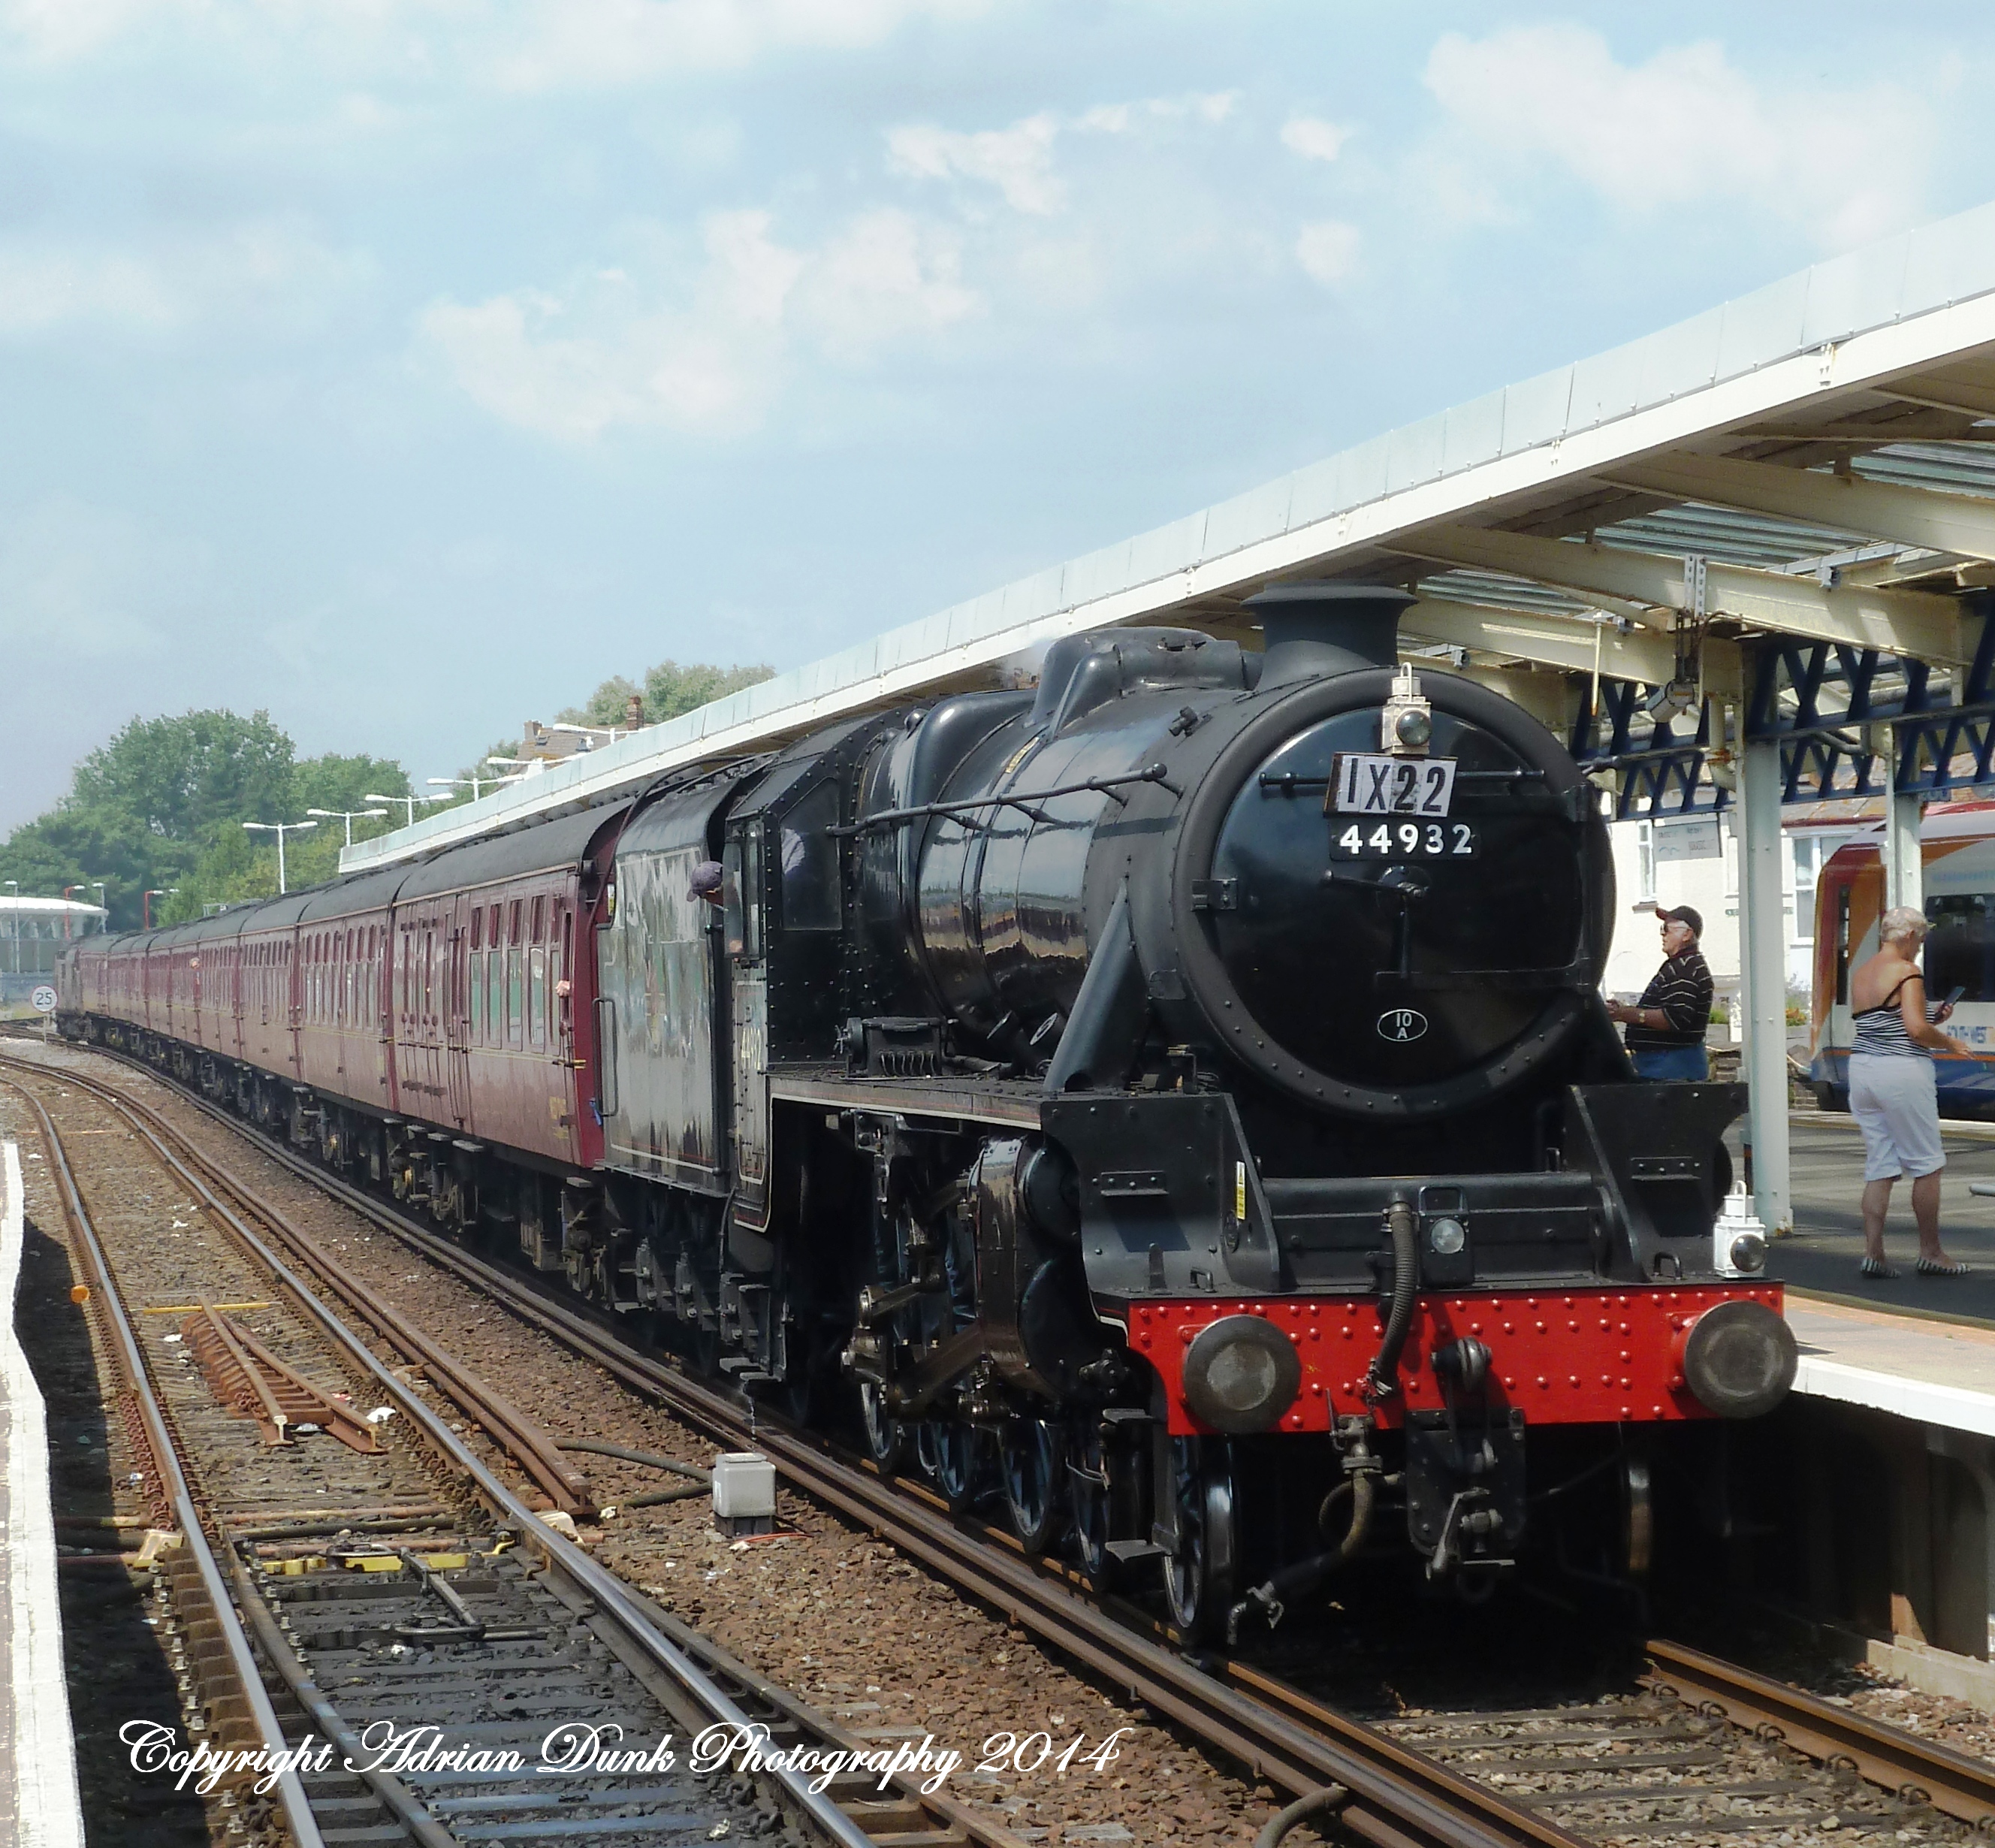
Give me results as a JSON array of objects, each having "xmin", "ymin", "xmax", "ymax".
[
  {"xmin": 1328, "ymin": 752, "xmax": 1456, "ymax": 817},
  {"xmin": 1333, "ymin": 819, "xmax": 1479, "ymax": 861}
]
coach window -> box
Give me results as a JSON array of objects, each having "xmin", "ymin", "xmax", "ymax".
[
  {"xmin": 507, "ymin": 909, "xmax": 524, "ymax": 1048},
  {"xmin": 779, "ymin": 784, "xmax": 841, "ymax": 931},
  {"xmin": 529, "ymin": 938, "xmax": 548, "ymax": 1049},
  {"xmin": 469, "ymin": 910, "xmax": 485, "ymax": 1043}
]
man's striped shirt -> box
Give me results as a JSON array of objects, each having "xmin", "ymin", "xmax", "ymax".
[{"xmin": 1625, "ymin": 949, "xmax": 1713, "ymax": 1052}]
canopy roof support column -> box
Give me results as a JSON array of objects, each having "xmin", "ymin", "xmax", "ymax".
[
  {"xmin": 1739, "ymin": 729, "xmax": 1793, "ymax": 1236},
  {"xmin": 1885, "ymin": 741, "xmax": 1926, "ymax": 919}
]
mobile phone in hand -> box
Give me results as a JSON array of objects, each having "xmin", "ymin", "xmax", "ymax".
[{"xmin": 1939, "ymin": 984, "xmax": 1967, "ymax": 1011}]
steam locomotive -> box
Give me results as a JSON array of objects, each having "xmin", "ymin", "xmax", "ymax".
[{"xmin": 61, "ymin": 584, "xmax": 1796, "ymax": 1638}]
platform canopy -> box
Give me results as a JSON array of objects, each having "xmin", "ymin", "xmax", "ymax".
[{"xmin": 344, "ymin": 197, "xmax": 1995, "ymax": 874}]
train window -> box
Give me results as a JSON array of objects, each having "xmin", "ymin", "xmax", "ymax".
[
  {"xmin": 531, "ymin": 895, "xmax": 545, "ymax": 941},
  {"xmin": 509, "ymin": 900, "xmax": 523, "ymax": 946},
  {"xmin": 1835, "ymin": 888, "xmax": 1852, "ymax": 1005},
  {"xmin": 507, "ymin": 944, "xmax": 524, "ymax": 1045},
  {"xmin": 470, "ymin": 950, "xmax": 484, "ymax": 1040},
  {"xmin": 471, "ymin": 910, "xmax": 483, "ymax": 951},
  {"xmin": 487, "ymin": 950, "xmax": 501, "ymax": 1045},
  {"xmin": 1925, "ymin": 895, "xmax": 1994, "ymax": 1004},
  {"xmin": 529, "ymin": 944, "xmax": 547, "ymax": 1047},
  {"xmin": 779, "ymin": 783, "xmax": 841, "ymax": 932},
  {"xmin": 1791, "ymin": 839, "xmax": 1818, "ymax": 943},
  {"xmin": 723, "ymin": 840, "xmax": 745, "ymax": 956}
]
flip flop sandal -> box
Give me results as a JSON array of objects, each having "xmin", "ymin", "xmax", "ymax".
[
  {"xmin": 1860, "ymin": 1256, "xmax": 1900, "ymax": 1279},
  {"xmin": 1917, "ymin": 1257, "xmax": 1972, "ymax": 1276}
]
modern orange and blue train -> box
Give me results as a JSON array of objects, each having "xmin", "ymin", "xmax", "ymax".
[{"xmin": 1810, "ymin": 802, "xmax": 1995, "ymax": 1115}]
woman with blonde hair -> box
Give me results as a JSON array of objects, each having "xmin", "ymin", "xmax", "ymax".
[{"xmin": 1848, "ymin": 904, "xmax": 1966, "ymax": 1279}]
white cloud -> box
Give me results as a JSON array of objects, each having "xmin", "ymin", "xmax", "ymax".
[
  {"xmin": 420, "ymin": 204, "xmax": 978, "ymax": 439},
  {"xmin": 889, "ymin": 90, "xmax": 1239, "ymax": 222},
  {"xmin": 888, "ymin": 113, "xmax": 1063, "ymax": 215},
  {"xmin": 0, "ymin": 218, "xmax": 370, "ymax": 339},
  {"xmin": 484, "ymin": 0, "xmax": 991, "ymax": 91},
  {"xmin": 0, "ymin": 0, "xmax": 992, "ymax": 86},
  {"xmin": 1280, "ymin": 115, "xmax": 1351, "ymax": 163},
  {"xmin": 1423, "ymin": 24, "xmax": 1930, "ymax": 249},
  {"xmin": 1076, "ymin": 89, "xmax": 1237, "ymax": 135},
  {"xmin": 0, "ymin": 0, "xmax": 157, "ymax": 62},
  {"xmin": 1294, "ymin": 219, "xmax": 1360, "ymax": 288},
  {"xmin": 795, "ymin": 210, "xmax": 977, "ymax": 359}
]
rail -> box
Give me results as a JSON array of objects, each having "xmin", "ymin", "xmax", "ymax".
[
  {"xmin": 1646, "ymin": 1638, "xmax": 1995, "ymax": 1831},
  {"xmin": 2, "ymin": 1058, "xmax": 900, "ymax": 1848}
]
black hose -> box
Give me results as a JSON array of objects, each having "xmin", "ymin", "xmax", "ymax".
[
  {"xmin": 1366, "ymin": 1199, "xmax": 1418, "ymax": 1398},
  {"xmin": 1227, "ymin": 1470, "xmax": 1382, "ymax": 1643},
  {"xmin": 1317, "ymin": 1471, "xmax": 1377, "ymax": 1564},
  {"xmin": 610, "ymin": 1482, "xmax": 711, "ymax": 1511},
  {"xmin": 555, "ymin": 1438, "xmax": 711, "ymax": 1484},
  {"xmin": 1254, "ymin": 1783, "xmax": 1351, "ymax": 1847}
]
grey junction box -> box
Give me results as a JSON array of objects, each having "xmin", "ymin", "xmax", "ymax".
[{"xmin": 711, "ymin": 1451, "xmax": 777, "ymax": 1537}]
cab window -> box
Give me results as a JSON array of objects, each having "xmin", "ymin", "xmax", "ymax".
[
  {"xmin": 1926, "ymin": 895, "xmax": 1995, "ymax": 1004},
  {"xmin": 779, "ymin": 783, "xmax": 841, "ymax": 932}
]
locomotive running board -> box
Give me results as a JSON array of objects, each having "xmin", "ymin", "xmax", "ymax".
[{"xmin": 769, "ymin": 1070, "xmax": 1043, "ymax": 1129}]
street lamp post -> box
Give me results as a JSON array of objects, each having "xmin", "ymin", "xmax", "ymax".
[
  {"xmin": 433, "ymin": 772, "xmax": 525, "ymax": 802},
  {"xmin": 364, "ymin": 792, "xmax": 451, "ymax": 829},
  {"xmin": 242, "ymin": 820, "xmax": 317, "ymax": 895},
  {"xmin": 142, "ymin": 888, "xmax": 179, "ymax": 929},
  {"xmin": 306, "ymin": 807, "xmax": 389, "ymax": 847},
  {"xmin": 60, "ymin": 883, "xmax": 104, "ymax": 939}
]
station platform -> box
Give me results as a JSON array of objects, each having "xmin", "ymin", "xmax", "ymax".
[
  {"xmin": 1764, "ymin": 1111, "xmax": 1995, "ymax": 1319},
  {"xmin": 1787, "ymin": 1294, "xmax": 1995, "ymax": 1436},
  {"xmin": 0, "ymin": 1138, "xmax": 86, "ymax": 1848}
]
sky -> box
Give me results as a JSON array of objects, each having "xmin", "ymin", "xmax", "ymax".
[{"xmin": 4, "ymin": 1, "xmax": 1994, "ymax": 834}]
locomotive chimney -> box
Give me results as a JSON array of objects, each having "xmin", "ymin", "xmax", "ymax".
[{"xmin": 1243, "ymin": 581, "xmax": 1416, "ymax": 685}]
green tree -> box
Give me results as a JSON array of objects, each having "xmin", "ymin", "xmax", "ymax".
[
  {"xmin": 0, "ymin": 713, "xmax": 413, "ymax": 929},
  {"xmin": 557, "ymin": 658, "xmax": 773, "ymax": 731}
]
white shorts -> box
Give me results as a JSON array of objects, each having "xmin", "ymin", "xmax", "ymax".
[{"xmin": 1848, "ymin": 1053, "xmax": 1945, "ymax": 1182}]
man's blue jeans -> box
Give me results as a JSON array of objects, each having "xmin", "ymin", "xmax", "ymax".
[{"xmin": 1631, "ymin": 1044, "xmax": 1710, "ymax": 1081}]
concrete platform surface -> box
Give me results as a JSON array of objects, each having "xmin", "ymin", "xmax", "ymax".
[
  {"xmin": 1761, "ymin": 1113, "xmax": 1995, "ymax": 1319},
  {"xmin": 1, "ymin": 1138, "xmax": 85, "ymax": 1848},
  {"xmin": 1787, "ymin": 1294, "xmax": 1995, "ymax": 1436}
]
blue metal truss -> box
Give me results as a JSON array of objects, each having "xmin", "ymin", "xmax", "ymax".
[{"xmin": 1569, "ymin": 597, "xmax": 1995, "ymax": 818}]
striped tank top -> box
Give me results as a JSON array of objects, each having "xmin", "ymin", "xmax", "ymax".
[{"xmin": 1852, "ymin": 977, "xmax": 1928, "ymax": 1060}]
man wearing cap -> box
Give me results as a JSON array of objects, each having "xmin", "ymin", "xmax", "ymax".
[
  {"xmin": 1605, "ymin": 907, "xmax": 1715, "ymax": 1080},
  {"xmin": 687, "ymin": 861, "xmax": 726, "ymax": 907}
]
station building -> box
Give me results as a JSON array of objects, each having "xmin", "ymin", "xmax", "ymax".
[
  {"xmin": 0, "ymin": 897, "xmax": 107, "ymax": 1006},
  {"xmin": 1604, "ymin": 811, "xmax": 1866, "ymax": 1004}
]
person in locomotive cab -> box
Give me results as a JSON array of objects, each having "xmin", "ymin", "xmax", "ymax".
[
  {"xmin": 1605, "ymin": 906, "xmax": 1713, "ymax": 1080},
  {"xmin": 688, "ymin": 861, "xmax": 726, "ymax": 907}
]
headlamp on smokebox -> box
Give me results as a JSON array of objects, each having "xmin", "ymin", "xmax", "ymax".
[{"xmin": 1381, "ymin": 663, "xmax": 1432, "ymax": 756}]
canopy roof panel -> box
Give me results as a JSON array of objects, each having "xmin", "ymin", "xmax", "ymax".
[{"xmin": 346, "ymin": 198, "xmax": 1995, "ymax": 871}]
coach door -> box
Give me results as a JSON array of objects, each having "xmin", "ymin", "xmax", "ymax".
[{"xmin": 444, "ymin": 898, "xmax": 472, "ymax": 1131}]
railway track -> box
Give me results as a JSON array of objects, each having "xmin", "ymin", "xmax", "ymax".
[
  {"xmin": 17, "ymin": 1040, "xmax": 1995, "ymax": 1846},
  {"xmin": 1, "ymin": 1058, "xmax": 1034, "ymax": 1848}
]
